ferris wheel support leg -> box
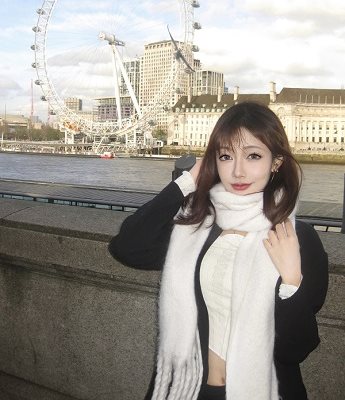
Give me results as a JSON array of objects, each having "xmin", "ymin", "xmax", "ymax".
[
  {"xmin": 110, "ymin": 46, "xmax": 123, "ymax": 128},
  {"xmin": 113, "ymin": 45, "xmax": 142, "ymax": 118}
]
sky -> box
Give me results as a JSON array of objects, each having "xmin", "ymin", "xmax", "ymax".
[{"xmin": 1, "ymin": 0, "xmax": 345, "ymax": 122}]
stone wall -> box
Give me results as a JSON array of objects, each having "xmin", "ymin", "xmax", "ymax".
[{"xmin": 0, "ymin": 198, "xmax": 344, "ymax": 400}]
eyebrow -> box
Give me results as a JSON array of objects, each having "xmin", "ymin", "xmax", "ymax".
[
  {"xmin": 242, "ymin": 145, "xmax": 264, "ymax": 150},
  {"xmin": 219, "ymin": 145, "xmax": 264, "ymax": 151}
]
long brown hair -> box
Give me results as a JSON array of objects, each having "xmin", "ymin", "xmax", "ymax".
[{"xmin": 177, "ymin": 101, "xmax": 301, "ymax": 227}]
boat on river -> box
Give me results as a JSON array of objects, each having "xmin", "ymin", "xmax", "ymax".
[{"xmin": 99, "ymin": 152, "xmax": 115, "ymax": 159}]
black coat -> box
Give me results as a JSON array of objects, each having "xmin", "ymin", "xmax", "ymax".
[{"xmin": 108, "ymin": 181, "xmax": 329, "ymax": 400}]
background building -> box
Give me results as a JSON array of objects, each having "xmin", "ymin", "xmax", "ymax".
[
  {"xmin": 139, "ymin": 40, "xmax": 193, "ymax": 131},
  {"xmin": 64, "ymin": 97, "xmax": 82, "ymax": 112},
  {"xmin": 0, "ymin": 114, "xmax": 29, "ymax": 131},
  {"xmin": 192, "ymin": 70, "xmax": 224, "ymax": 96},
  {"xmin": 167, "ymin": 82, "xmax": 345, "ymax": 149},
  {"xmin": 269, "ymin": 83, "xmax": 345, "ymax": 148}
]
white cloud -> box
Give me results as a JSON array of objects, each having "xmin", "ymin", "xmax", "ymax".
[{"xmin": 0, "ymin": 76, "xmax": 23, "ymax": 95}]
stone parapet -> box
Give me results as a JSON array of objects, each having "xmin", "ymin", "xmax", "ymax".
[{"xmin": 0, "ymin": 198, "xmax": 343, "ymax": 400}]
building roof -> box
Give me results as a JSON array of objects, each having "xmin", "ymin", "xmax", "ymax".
[
  {"xmin": 276, "ymin": 87, "xmax": 345, "ymax": 104},
  {"xmin": 173, "ymin": 93, "xmax": 270, "ymax": 111},
  {"xmin": 172, "ymin": 87, "xmax": 345, "ymax": 111},
  {"xmin": 145, "ymin": 40, "xmax": 179, "ymax": 47}
]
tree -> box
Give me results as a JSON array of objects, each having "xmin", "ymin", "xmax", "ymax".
[{"xmin": 153, "ymin": 128, "xmax": 167, "ymax": 144}]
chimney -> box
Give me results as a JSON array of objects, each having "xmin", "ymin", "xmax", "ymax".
[
  {"xmin": 187, "ymin": 86, "xmax": 192, "ymax": 103},
  {"xmin": 217, "ymin": 86, "xmax": 222, "ymax": 103},
  {"xmin": 269, "ymin": 81, "xmax": 276, "ymax": 103},
  {"xmin": 234, "ymin": 86, "xmax": 239, "ymax": 103}
]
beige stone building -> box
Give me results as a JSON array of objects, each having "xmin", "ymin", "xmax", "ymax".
[
  {"xmin": 139, "ymin": 40, "xmax": 193, "ymax": 130},
  {"xmin": 64, "ymin": 97, "xmax": 82, "ymax": 112},
  {"xmin": 168, "ymin": 83, "xmax": 345, "ymax": 149},
  {"xmin": 269, "ymin": 83, "xmax": 345, "ymax": 149},
  {"xmin": 0, "ymin": 114, "xmax": 30, "ymax": 130}
]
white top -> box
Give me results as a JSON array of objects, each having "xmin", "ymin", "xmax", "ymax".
[{"xmin": 200, "ymin": 233, "xmax": 243, "ymax": 360}]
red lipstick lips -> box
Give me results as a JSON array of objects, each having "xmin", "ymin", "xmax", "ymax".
[{"xmin": 231, "ymin": 183, "xmax": 251, "ymax": 191}]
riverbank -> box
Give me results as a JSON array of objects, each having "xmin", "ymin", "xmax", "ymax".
[
  {"xmin": 1, "ymin": 148, "xmax": 345, "ymax": 164},
  {"xmin": 159, "ymin": 146, "xmax": 345, "ymax": 165},
  {"xmin": 294, "ymin": 153, "xmax": 345, "ymax": 165}
]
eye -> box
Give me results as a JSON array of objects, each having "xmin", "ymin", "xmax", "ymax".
[
  {"xmin": 218, "ymin": 153, "xmax": 232, "ymax": 161},
  {"xmin": 247, "ymin": 153, "xmax": 262, "ymax": 160}
]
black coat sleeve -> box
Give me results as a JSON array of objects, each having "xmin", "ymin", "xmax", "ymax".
[
  {"xmin": 108, "ymin": 181, "xmax": 185, "ymax": 270},
  {"xmin": 274, "ymin": 220, "xmax": 329, "ymax": 364}
]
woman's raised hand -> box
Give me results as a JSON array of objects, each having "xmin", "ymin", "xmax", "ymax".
[{"xmin": 263, "ymin": 219, "xmax": 302, "ymax": 286}]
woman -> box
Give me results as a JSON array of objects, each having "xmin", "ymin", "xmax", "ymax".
[{"xmin": 108, "ymin": 101, "xmax": 328, "ymax": 400}]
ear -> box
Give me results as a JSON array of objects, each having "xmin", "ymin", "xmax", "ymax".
[{"xmin": 271, "ymin": 156, "xmax": 283, "ymax": 172}]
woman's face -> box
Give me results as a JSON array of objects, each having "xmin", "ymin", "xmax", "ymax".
[{"xmin": 216, "ymin": 128, "xmax": 279, "ymax": 195}]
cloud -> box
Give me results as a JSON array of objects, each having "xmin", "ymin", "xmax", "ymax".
[
  {"xmin": 0, "ymin": 76, "xmax": 23, "ymax": 94},
  {"xmin": 3, "ymin": 0, "xmax": 345, "ymax": 121},
  {"xmin": 240, "ymin": 0, "xmax": 345, "ymax": 31}
]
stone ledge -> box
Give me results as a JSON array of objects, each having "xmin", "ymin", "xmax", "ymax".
[
  {"xmin": 0, "ymin": 198, "xmax": 344, "ymax": 270},
  {"xmin": 0, "ymin": 371, "xmax": 77, "ymax": 400},
  {"xmin": 0, "ymin": 254, "xmax": 159, "ymax": 297},
  {"xmin": 0, "ymin": 197, "xmax": 128, "ymax": 240},
  {"xmin": 0, "ymin": 197, "xmax": 344, "ymax": 400}
]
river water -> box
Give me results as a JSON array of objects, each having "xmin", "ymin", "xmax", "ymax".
[{"xmin": 0, "ymin": 153, "xmax": 344, "ymax": 204}]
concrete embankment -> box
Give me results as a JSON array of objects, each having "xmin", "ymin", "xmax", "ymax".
[
  {"xmin": 158, "ymin": 145, "xmax": 345, "ymax": 165},
  {"xmin": 294, "ymin": 153, "xmax": 345, "ymax": 165},
  {"xmin": 0, "ymin": 198, "xmax": 344, "ymax": 400}
]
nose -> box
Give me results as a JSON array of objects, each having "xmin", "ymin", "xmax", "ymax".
[{"xmin": 232, "ymin": 158, "xmax": 245, "ymax": 178}]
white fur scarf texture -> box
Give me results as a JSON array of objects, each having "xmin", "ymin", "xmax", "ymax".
[{"xmin": 152, "ymin": 183, "xmax": 294, "ymax": 400}]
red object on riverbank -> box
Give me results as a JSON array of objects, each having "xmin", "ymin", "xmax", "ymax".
[{"xmin": 99, "ymin": 152, "xmax": 115, "ymax": 159}]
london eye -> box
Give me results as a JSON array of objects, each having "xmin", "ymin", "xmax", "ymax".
[{"xmin": 31, "ymin": 0, "xmax": 201, "ymax": 151}]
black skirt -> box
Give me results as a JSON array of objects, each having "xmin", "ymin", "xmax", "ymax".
[{"xmin": 197, "ymin": 384, "xmax": 226, "ymax": 400}]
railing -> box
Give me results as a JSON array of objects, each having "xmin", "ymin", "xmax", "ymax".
[
  {"xmin": 0, "ymin": 178, "xmax": 343, "ymax": 233},
  {"xmin": 296, "ymin": 216, "xmax": 342, "ymax": 232}
]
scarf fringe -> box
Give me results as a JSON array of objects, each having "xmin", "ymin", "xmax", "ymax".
[{"xmin": 152, "ymin": 333, "xmax": 203, "ymax": 400}]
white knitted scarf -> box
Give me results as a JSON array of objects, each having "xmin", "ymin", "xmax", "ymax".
[{"xmin": 152, "ymin": 183, "xmax": 291, "ymax": 400}]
